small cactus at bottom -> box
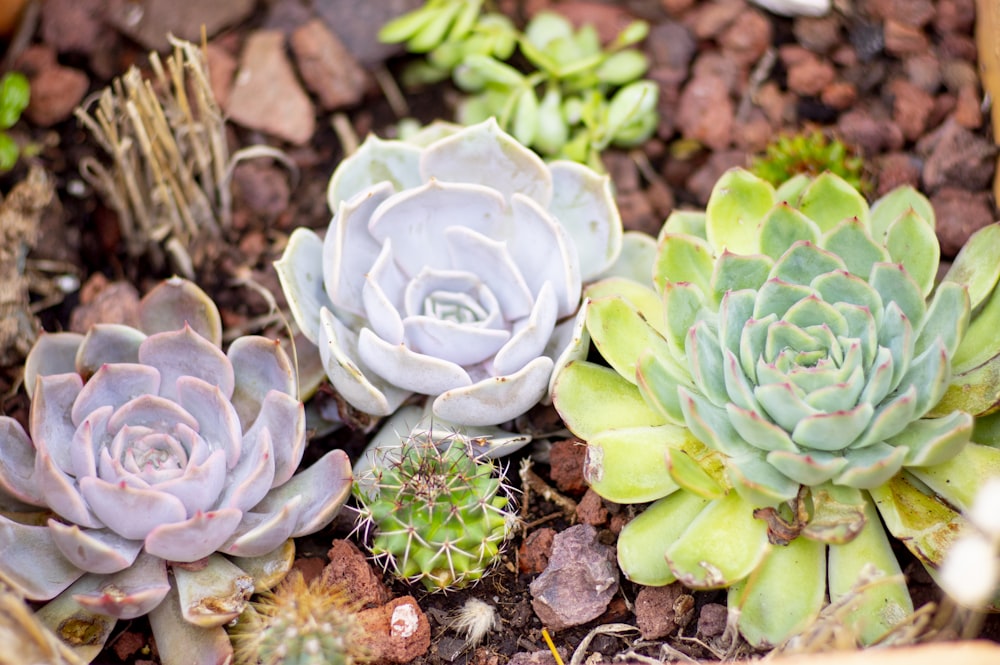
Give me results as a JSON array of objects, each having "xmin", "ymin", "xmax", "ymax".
[
  {"xmin": 229, "ymin": 571, "xmax": 370, "ymax": 665},
  {"xmin": 355, "ymin": 431, "xmax": 517, "ymax": 591}
]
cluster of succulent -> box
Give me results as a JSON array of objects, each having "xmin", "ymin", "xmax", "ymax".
[
  {"xmin": 553, "ymin": 168, "xmax": 1000, "ymax": 646},
  {"xmin": 380, "ymin": 2, "xmax": 658, "ymax": 169},
  {"xmin": 230, "ymin": 570, "xmax": 370, "ymax": 665},
  {"xmin": 0, "ymin": 278, "xmax": 353, "ymax": 665},
  {"xmin": 0, "ymin": 71, "xmax": 29, "ymax": 172},
  {"xmin": 276, "ymin": 118, "xmax": 629, "ymax": 439},
  {"xmin": 750, "ymin": 129, "xmax": 868, "ymax": 193},
  {"xmin": 353, "ymin": 407, "xmax": 517, "ymax": 591}
]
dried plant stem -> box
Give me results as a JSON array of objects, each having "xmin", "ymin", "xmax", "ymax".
[{"xmin": 518, "ymin": 458, "xmax": 578, "ymax": 520}]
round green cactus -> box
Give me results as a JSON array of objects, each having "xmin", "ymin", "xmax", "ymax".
[
  {"xmin": 230, "ymin": 571, "xmax": 369, "ymax": 665},
  {"xmin": 355, "ymin": 427, "xmax": 516, "ymax": 591},
  {"xmin": 553, "ymin": 168, "xmax": 1000, "ymax": 647}
]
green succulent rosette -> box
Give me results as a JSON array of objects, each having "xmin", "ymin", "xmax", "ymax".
[{"xmin": 553, "ymin": 168, "xmax": 1000, "ymax": 647}]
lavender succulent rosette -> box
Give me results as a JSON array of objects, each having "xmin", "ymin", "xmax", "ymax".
[
  {"xmin": 0, "ymin": 278, "xmax": 352, "ymax": 665},
  {"xmin": 275, "ymin": 119, "xmax": 622, "ymax": 428}
]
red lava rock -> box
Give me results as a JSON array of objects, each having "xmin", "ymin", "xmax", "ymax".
[
  {"xmin": 889, "ymin": 0, "xmax": 936, "ymax": 27},
  {"xmin": 313, "ymin": 0, "xmax": 423, "ymax": 67},
  {"xmin": 205, "ymin": 42, "xmax": 237, "ymax": 110},
  {"xmin": 903, "ymin": 53, "xmax": 942, "ymax": 93},
  {"xmin": 228, "ymin": 30, "xmax": 316, "ymax": 145},
  {"xmin": 111, "ymin": 629, "xmax": 147, "ymax": 660},
  {"xmin": 677, "ymin": 74, "xmax": 733, "ymax": 150},
  {"xmin": 647, "ymin": 22, "xmax": 697, "ymax": 72},
  {"xmin": 883, "ymin": 20, "xmax": 930, "ymax": 56},
  {"xmin": 291, "ymin": 19, "xmax": 369, "ymax": 111},
  {"xmin": 692, "ymin": 52, "xmax": 743, "ymax": 95},
  {"xmin": 889, "ymin": 79, "xmax": 935, "ymax": 141},
  {"xmin": 634, "ymin": 584, "xmax": 690, "ymax": 640},
  {"xmin": 519, "ymin": 528, "xmax": 556, "ymax": 575},
  {"xmin": 617, "ymin": 189, "xmax": 660, "ymax": 237},
  {"xmin": 15, "ymin": 45, "xmax": 89, "ymax": 127},
  {"xmin": 357, "ymin": 596, "xmax": 431, "ymax": 664},
  {"xmin": 935, "ymin": 0, "xmax": 975, "ymax": 33},
  {"xmin": 69, "ymin": 276, "xmax": 141, "ymax": 332},
  {"xmin": 754, "ymin": 81, "xmax": 794, "ymax": 126},
  {"xmin": 290, "ymin": 556, "xmax": 326, "ymax": 584},
  {"xmin": 918, "ymin": 119, "xmax": 997, "ymax": 192},
  {"xmin": 575, "ymin": 488, "xmax": 609, "ymax": 526},
  {"xmin": 778, "ymin": 44, "xmax": 815, "ymax": 68},
  {"xmin": 953, "ymin": 83, "xmax": 983, "ymax": 129},
  {"xmin": 837, "ymin": 109, "xmax": 905, "ymax": 155},
  {"xmin": 941, "ymin": 58, "xmax": 979, "ymax": 92},
  {"xmin": 685, "ymin": 0, "xmax": 744, "ymax": 40},
  {"xmin": 697, "ymin": 602, "xmax": 729, "ymax": 637},
  {"xmin": 646, "ymin": 179, "xmax": 676, "ymax": 220},
  {"xmin": 939, "ymin": 33, "xmax": 977, "ymax": 61},
  {"xmin": 820, "ymin": 81, "xmax": 858, "ymax": 110},
  {"xmin": 874, "ymin": 152, "xmax": 921, "ymax": 196},
  {"xmin": 529, "ymin": 524, "xmax": 619, "ymax": 631},
  {"xmin": 732, "ymin": 109, "xmax": 774, "ymax": 152},
  {"xmin": 792, "ymin": 15, "xmax": 843, "ymax": 54},
  {"xmin": 548, "ymin": 438, "xmax": 588, "ymax": 494},
  {"xmin": 660, "ymin": 0, "xmax": 696, "ymax": 16},
  {"xmin": 322, "ymin": 539, "xmax": 391, "ymax": 608},
  {"xmin": 931, "ymin": 187, "xmax": 996, "ymax": 258},
  {"xmin": 231, "ymin": 160, "xmax": 291, "ymax": 223},
  {"xmin": 718, "ymin": 9, "xmax": 772, "ymax": 67},
  {"xmin": 40, "ymin": 0, "xmax": 103, "ymax": 54},
  {"xmin": 105, "ymin": 0, "xmax": 256, "ymax": 51},
  {"xmin": 786, "ymin": 54, "xmax": 837, "ymax": 97}
]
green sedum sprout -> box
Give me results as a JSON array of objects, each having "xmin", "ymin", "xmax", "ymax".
[
  {"xmin": 552, "ymin": 168, "xmax": 1000, "ymax": 647},
  {"xmin": 750, "ymin": 129, "xmax": 868, "ymax": 194}
]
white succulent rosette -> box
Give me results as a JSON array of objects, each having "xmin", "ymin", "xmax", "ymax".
[
  {"xmin": 275, "ymin": 119, "xmax": 623, "ymax": 431},
  {"xmin": 0, "ymin": 278, "xmax": 352, "ymax": 665}
]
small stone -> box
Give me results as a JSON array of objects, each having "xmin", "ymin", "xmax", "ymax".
[
  {"xmin": 718, "ymin": 9, "xmax": 772, "ymax": 67},
  {"xmin": 732, "ymin": 108, "xmax": 774, "ymax": 152},
  {"xmin": 69, "ymin": 276, "xmax": 141, "ymax": 332},
  {"xmin": 313, "ymin": 0, "xmax": 423, "ymax": 67},
  {"xmin": 903, "ymin": 53, "xmax": 941, "ymax": 92},
  {"xmin": 820, "ymin": 80, "xmax": 857, "ymax": 110},
  {"xmin": 548, "ymin": 438, "xmax": 588, "ymax": 494},
  {"xmin": 519, "ymin": 528, "xmax": 556, "ymax": 575},
  {"xmin": 874, "ymin": 152, "xmax": 921, "ymax": 196},
  {"xmin": 697, "ymin": 603, "xmax": 729, "ymax": 638},
  {"xmin": 357, "ymin": 596, "xmax": 431, "ymax": 664},
  {"xmin": 677, "ymin": 74, "xmax": 733, "ymax": 150},
  {"xmin": 617, "ymin": 189, "xmax": 659, "ymax": 237},
  {"xmin": 634, "ymin": 584, "xmax": 687, "ymax": 640},
  {"xmin": 205, "ymin": 43, "xmax": 237, "ymax": 110},
  {"xmin": 952, "ymin": 83, "xmax": 982, "ymax": 129},
  {"xmin": 919, "ymin": 119, "xmax": 997, "ymax": 192},
  {"xmin": 40, "ymin": 0, "xmax": 102, "ymax": 54},
  {"xmin": 939, "ymin": 33, "xmax": 976, "ymax": 61},
  {"xmin": 786, "ymin": 54, "xmax": 837, "ymax": 96},
  {"xmin": 227, "ymin": 30, "xmax": 316, "ymax": 145},
  {"xmin": 889, "ymin": 78, "xmax": 934, "ymax": 141},
  {"xmin": 883, "ymin": 20, "xmax": 929, "ymax": 56},
  {"xmin": 940, "ymin": 58, "xmax": 979, "ymax": 92},
  {"xmin": 529, "ymin": 524, "xmax": 619, "ymax": 631},
  {"xmin": 647, "ymin": 22, "xmax": 697, "ymax": 72},
  {"xmin": 792, "ymin": 15, "xmax": 843, "ymax": 53},
  {"xmin": 889, "ymin": 0, "xmax": 935, "ymax": 27},
  {"xmin": 508, "ymin": 651, "xmax": 562, "ymax": 665},
  {"xmin": 755, "ymin": 81, "xmax": 794, "ymax": 126},
  {"xmin": 685, "ymin": 0, "xmax": 744, "ymax": 40},
  {"xmin": 16, "ymin": 46, "xmax": 89, "ymax": 127},
  {"xmin": 837, "ymin": 109, "xmax": 904, "ymax": 155},
  {"xmin": 105, "ymin": 0, "xmax": 256, "ymax": 51},
  {"xmin": 931, "ymin": 187, "xmax": 995, "ymax": 259},
  {"xmin": 231, "ymin": 160, "xmax": 291, "ymax": 223},
  {"xmin": 576, "ymin": 489, "xmax": 609, "ymax": 526},
  {"xmin": 692, "ymin": 52, "xmax": 743, "ymax": 95},
  {"xmin": 291, "ymin": 19, "xmax": 368, "ymax": 111},
  {"xmin": 934, "ymin": 0, "xmax": 975, "ymax": 33},
  {"xmin": 322, "ymin": 539, "xmax": 390, "ymax": 608}
]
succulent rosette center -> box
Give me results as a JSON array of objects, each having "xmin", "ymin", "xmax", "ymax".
[{"xmin": 276, "ymin": 119, "xmax": 623, "ymax": 429}]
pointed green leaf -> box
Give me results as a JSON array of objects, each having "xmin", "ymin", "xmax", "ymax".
[
  {"xmin": 678, "ymin": 388, "xmax": 757, "ymax": 459},
  {"xmin": 705, "ymin": 168, "xmax": 777, "ymax": 255},
  {"xmin": 773, "ymin": 173, "xmax": 811, "ymax": 204},
  {"xmin": 727, "ymin": 404, "xmax": 796, "ymax": 452},
  {"xmin": 718, "ymin": 290, "xmax": 756, "ymax": 360},
  {"xmin": 952, "ymin": 278, "xmax": 1000, "ymax": 374},
  {"xmin": 878, "ymin": 302, "xmax": 915, "ymax": 389},
  {"xmin": 821, "ymin": 219, "xmax": 890, "ymax": 280},
  {"xmin": 885, "ymin": 209, "xmax": 941, "ymax": 297},
  {"xmin": 765, "ymin": 450, "xmax": 848, "ymax": 486},
  {"xmin": 726, "ymin": 454, "xmax": 801, "ymax": 506},
  {"xmin": 663, "ymin": 281, "xmax": 706, "ymax": 357},
  {"xmin": 942, "ymin": 222, "xmax": 1000, "ymax": 310},
  {"xmin": 511, "ymin": 87, "xmax": 539, "ymax": 146},
  {"xmin": 828, "ymin": 498, "xmax": 913, "ymax": 645},
  {"xmin": 812, "ymin": 271, "xmax": 883, "ymax": 322},
  {"xmin": 771, "ymin": 242, "xmax": 847, "ymax": 287},
  {"xmin": 754, "ymin": 382, "xmax": 819, "ymax": 433},
  {"xmin": 782, "ymin": 296, "xmax": 848, "ymax": 336},
  {"xmin": 659, "ymin": 210, "xmax": 706, "ymax": 241},
  {"xmin": 836, "ymin": 442, "xmax": 907, "ymax": 488},
  {"xmin": 636, "ymin": 348, "xmax": 691, "ymax": 425},
  {"xmin": 730, "ymin": 537, "xmax": 826, "ymax": 648},
  {"xmin": 855, "ymin": 385, "xmax": 917, "ymax": 446},
  {"xmin": 617, "ymin": 491, "xmax": 710, "ymax": 585},
  {"xmin": 871, "ymin": 185, "xmax": 936, "ymax": 239},
  {"xmin": 797, "ymin": 171, "xmax": 870, "ymax": 233},
  {"xmin": 753, "ymin": 279, "xmax": 812, "ymax": 320},
  {"xmin": 711, "ymin": 252, "xmax": 773, "ymax": 305},
  {"xmin": 803, "ymin": 484, "xmax": 867, "ymax": 544},
  {"xmin": 654, "ymin": 233, "xmax": 714, "ymax": 298},
  {"xmin": 759, "ymin": 203, "xmax": 820, "ymax": 260},
  {"xmin": 791, "ymin": 404, "xmax": 874, "ymax": 451},
  {"xmin": 584, "ymin": 278, "xmax": 665, "ymax": 333},
  {"xmin": 869, "ymin": 263, "xmax": 926, "ymax": 332},
  {"xmin": 908, "ymin": 442, "xmax": 1000, "ymax": 511},
  {"xmin": 587, "ymin": 296, "xmax": 671, "ymax": 383},
  {"xmin": 667, "ymin": 448, "xmax": 727, "ymax": 499},
  {"xmin": 886, "ymin": 410, "xmax": 973, "ymax": 466},
  {"xmin": 552, "ymin": 361, "xmax": 666, "ymax": 440},
  {"xmin": 686, "ymin": 320, "xmax": 728, "ymax": 405},
  {"xmin": 898, "ymin": 338, "xmax": 950, "ymax": 416},
  {"xmin": 665, "ymin": 492, "xmax": 770, "ymax": 588}
]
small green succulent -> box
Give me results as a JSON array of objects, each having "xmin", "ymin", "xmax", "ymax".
[
  {"xmin": 0, "ymin": 71, "xmax": 29, "ymax": 171},
  {"xmin": 353, "ymin": 409, "xmax": 517, "ymax": 591},
  {"xmin": 230, "ymin": 571, "xmax": 370, "ymax": 665},
  {"xmin": 751, "ymin": 130, "xmax": 868, "ymax": 193},
  {"xmin": 553, "ymin": 168, "xmax": 1000, "ymax": 647},
  {"xmin": 381, "ymin": 3, "xmax": 658, "ymax": 169}
]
